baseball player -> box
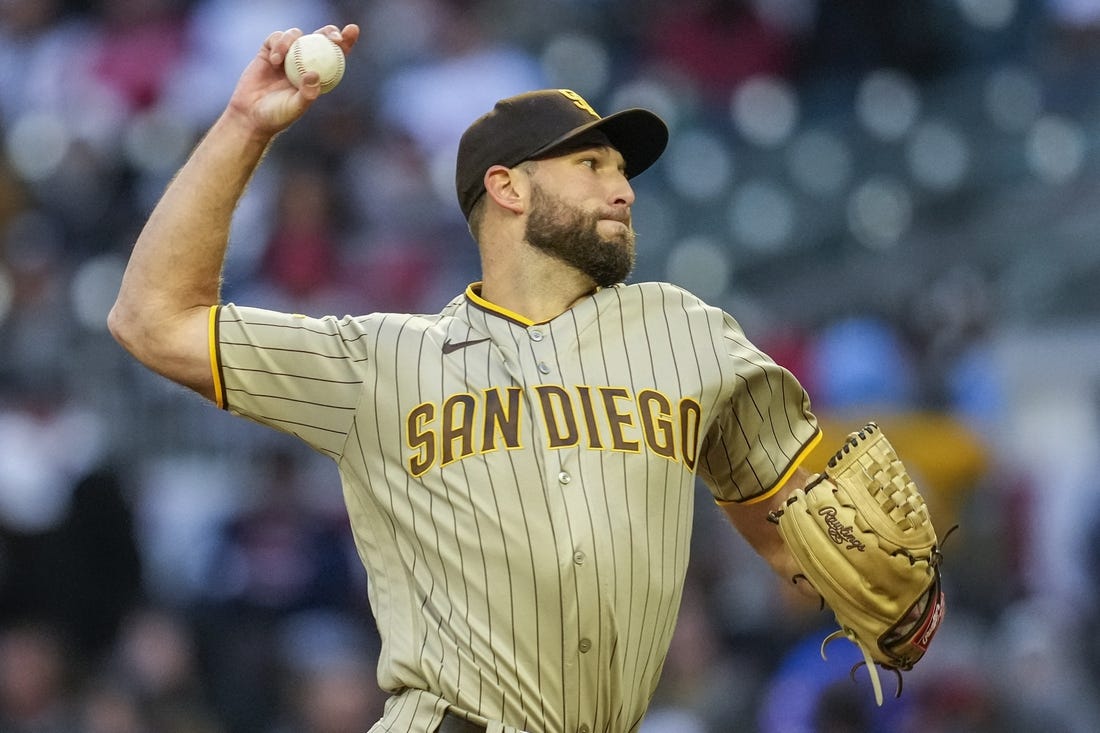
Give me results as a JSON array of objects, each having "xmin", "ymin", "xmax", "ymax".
[{"xmin": 111, "ymin": 24, "xmax": 826, "ymax": 733}]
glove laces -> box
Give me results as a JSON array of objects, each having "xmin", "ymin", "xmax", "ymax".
[{"xmin": 819, "ymin": 629, "xmax": 901, "ymax": 706}]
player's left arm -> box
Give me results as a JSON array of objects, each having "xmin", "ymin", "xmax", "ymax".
[
  {"xmin": 701, "ymin": 307, "xmax": 821, "ymax": 583},
  {"xmin": 721, "ymin": 467, "xmax": 815, "ymax": 588}
]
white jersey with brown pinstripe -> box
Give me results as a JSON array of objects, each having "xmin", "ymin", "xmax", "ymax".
[{"xmin": 212, "ymin": 280, "xmax": 820, "ymax": 733}]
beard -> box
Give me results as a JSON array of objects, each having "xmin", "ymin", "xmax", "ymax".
[{"xmin": 523, "ymin": 183, "xmax": 636, "ymax": 288}]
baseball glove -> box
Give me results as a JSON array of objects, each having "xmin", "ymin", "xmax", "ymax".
[{"xmin": 768, "ymin": 422, "xmax": 948, "ymax": 705}]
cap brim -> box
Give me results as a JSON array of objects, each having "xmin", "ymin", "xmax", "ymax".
[{"xmin": 527, "ymin": 108, "xmax": 669, "ymax": 179}]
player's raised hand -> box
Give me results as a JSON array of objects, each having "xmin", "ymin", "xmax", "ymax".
[{"xmin": 227, "ymin": 24, "xmax": 360, "ymax": 136}]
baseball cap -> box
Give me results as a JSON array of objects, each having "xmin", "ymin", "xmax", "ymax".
[{"xmin": 455, "ymin": 89, "xmax": 669, "ymax": 220}]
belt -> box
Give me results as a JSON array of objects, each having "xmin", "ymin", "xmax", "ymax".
[{"xmin": 437, "ymin": 710, "xmax": 486, "ymax": 733}]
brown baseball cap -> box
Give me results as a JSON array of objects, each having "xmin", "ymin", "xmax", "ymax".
[{"xmin": 455, "ymin": 89, "xmax": 669, "ymax": 220}]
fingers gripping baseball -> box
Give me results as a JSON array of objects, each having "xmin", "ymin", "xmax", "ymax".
[{"xmin": 231, "ymin": 24, "xmax": 359, "ymax": 134}]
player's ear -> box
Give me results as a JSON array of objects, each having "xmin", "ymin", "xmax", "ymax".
[{"xmin": 483, "ymin": 164, "xmax": 526, "ymax": 216}]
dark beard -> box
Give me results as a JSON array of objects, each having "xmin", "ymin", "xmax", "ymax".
[{"xmin": 523, "ymin": 183, "xmax": 636, "ymax": 288}]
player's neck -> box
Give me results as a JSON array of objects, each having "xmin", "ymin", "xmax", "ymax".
[{"xmin": 480, "ymin": 259, "xmax": 596, "ymax": 324}]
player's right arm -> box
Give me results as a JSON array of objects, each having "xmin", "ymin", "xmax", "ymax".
[{"xmin": 108, "ymin": 24, "xmax": 359, "ymax": 401}]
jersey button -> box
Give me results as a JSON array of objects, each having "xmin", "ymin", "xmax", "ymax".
[
  {"xmin": 530, "ymin": 329, "xmax": 544, "ymax": 342},
  {"xmin": 579, "ymin": 726, "xmax": 590, "ymax": 733},
  {"xmin": 573, "ymin": 551, "xmax": 585, "ymax": 565},
  {"xmin": 558, "ymin": 471, "xmax": 571, "ymax": 485},
  {"xmin": 537, "ymin": 361, "xmax": 551, "ymax": 374},
  {"xmin": 578, "ymin": 638, "xmax": 591, "ymax": 653}
]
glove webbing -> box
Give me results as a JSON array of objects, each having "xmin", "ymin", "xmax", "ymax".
[{"xmin": 825, "ymin": 423, "xmax": 934, "ymax": 551}]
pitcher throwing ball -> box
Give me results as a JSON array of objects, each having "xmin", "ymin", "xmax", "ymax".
[{"xmin": 110, "ymin": 23, "xmax": 946, "ymax": 733}]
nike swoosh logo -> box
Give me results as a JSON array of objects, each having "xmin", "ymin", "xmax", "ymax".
[{"xmin": 442, "ymin": 337, "xmax": 491, "ymax": 355}]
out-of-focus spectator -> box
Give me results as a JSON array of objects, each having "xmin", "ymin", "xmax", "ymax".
[
  {"xmin": 189, "ymin": 446, "xmax": 365, "ymax": 733},
  {"xmin": 255, "ymin": 162, "xmax": 346, "ymax": 312},
  {"xmin": 808, "ymin": 314, "xmax": 918, "ymax": 413},
  {"xmin": 338, "ymin": 120, "xmax": 477, "ymax": 315},
  {"xmin": 1048, "ymin": 0, "xmax": 1100, "ymax": 29},
  {"xmin": 640, "ymin": 0, "xmax": 801, "ymax": 105},
  {"xmin": 0, "ymin": 379, "xmax": 114, "ymax": 639},
  {"xmin": 1, "ymin": 212, "xmax": 70, "ymax": 375},
  {"xmin": 157, "ymin": 0, "xmax": 337, "ymax": 130},
  {"xmin": 0, "ymin": 0, "xmax": 134, "ymax": 242},
  {"xmin": 78, "ymin": 678, "xmax": 151, "ymax": 733},
  {"xmin": 88, "ymin": 0, "xmax": 188, "ymax": 113},
  {"xmin": 642, "ymin": 581, "xmax": 746, "ymax": 733},
  {"xmin": 199, "ymin": 446, "xmax": 360, "ymax": 614},
  {"xmin": 757, "ymin": 625, "xmax": 910, "ymax": 733},
  {"xmin": 270, "ymin": 611, "xmax": 384, "ymax": 733},
  {"xmin": 106, "ymin": 606, "xmax": 225, "ymax": 733},
  {"xmin": 52, "ymin": 466, "xmax": 143, "ymax": 659},
  {"xmin": 0, "ymin": 386, "xmax": 105, "ymax": 526},
  {"xmin": 799, "ymin": 3, "xmax": 968, "ymax": 82},
  {"xmin": 0, "ymin": 622, "xmax": 77, "ymax": 732},
  {"xmin": 379, "ymin": 0, "xmax": 546, "ymax": 184},
  {"xmin": 0, "ymin": 0, "xmax": 99, "ymax": 127}
]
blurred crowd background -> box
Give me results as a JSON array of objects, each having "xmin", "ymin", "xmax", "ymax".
[{"xmin": 1, "ymin": 0, "xmax": 1099, "ymax": 731}]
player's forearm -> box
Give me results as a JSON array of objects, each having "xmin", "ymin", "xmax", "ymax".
[
  {"xmin": 723, "ymin": 468, "xmax": 819, "ymax": 590},
  {"xmin": 109, "ymin": 110, "xmax": 274, "ymax": 376}
]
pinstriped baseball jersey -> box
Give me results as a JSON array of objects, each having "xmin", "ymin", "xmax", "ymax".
[{"xmin": 212, "ymin": 280, "xmax": 820, "ymax": 733}]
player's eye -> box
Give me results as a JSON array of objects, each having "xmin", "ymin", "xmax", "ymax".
[{"xmin": 579, "ymin": 157, "xmax": 597, "ymax": 169}]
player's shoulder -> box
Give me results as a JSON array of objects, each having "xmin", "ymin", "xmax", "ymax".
[
  {"xmin": 227, "ymin": 304, "xmax": 451, "ymax": 336},
  {"xmin": 611, "ymin": 281, "xmax": 719, "ymax": 312},
  {"xmin": 349, "ymin": 291, "xmax": 466, "ymax": 324},
  {"xmin": 611, "ymin": 282, "xmax": 748, "ymax": 340},
  {"xmin": 362, "ymin": 309, "xmax": 455, "ymax": 339},
  {"xmin": 363, "ymin": 292, "xmax": 472, "ymax": 336}
]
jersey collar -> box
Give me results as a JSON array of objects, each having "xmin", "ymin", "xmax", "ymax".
[
  {"xmin": 464, "ymin": 282, "xmax": 536, "ymax": 326},
  {"xmin": 464, "ymin": 282, "xmax": 609, "ymax": 327}
]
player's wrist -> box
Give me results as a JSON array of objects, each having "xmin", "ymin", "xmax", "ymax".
[{"xmin": 216, "ymin": 106, "xmax": 281, "ymax": 149}]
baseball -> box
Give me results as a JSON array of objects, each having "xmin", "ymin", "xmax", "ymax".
[{"xmin": 284, "ymin": 33, "xmax": 345, "ymax": 94}]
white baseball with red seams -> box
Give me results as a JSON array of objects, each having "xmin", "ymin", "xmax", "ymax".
[{"xmin": 284, "ymin": 33, "xmax": 345, "ymax": 93}]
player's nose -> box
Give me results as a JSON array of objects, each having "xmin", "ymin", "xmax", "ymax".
[{"xmin": 609, "ymin": 174, "xmax": 635, "ymax": 207}]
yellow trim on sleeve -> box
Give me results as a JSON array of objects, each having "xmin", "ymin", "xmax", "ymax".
[
  {"xmin": 208, "ymin": 305, "xmax": 225, "ymax": 410},
  {"xmin": 722, "ymin": 426, "xmax": 824, "ymax": 506}
]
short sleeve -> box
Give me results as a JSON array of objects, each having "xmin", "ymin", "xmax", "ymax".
[
  {"xmin": 213, "ymin": 304, "xmax": 373, "ymax": 458},
  {"xmin": 696, "ymin": 312, "xmax": 820, "ymax": 504}
]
